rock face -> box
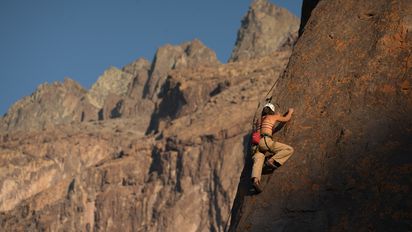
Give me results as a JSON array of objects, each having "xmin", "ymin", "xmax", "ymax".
[
  {"xmin": 147, "ymin": 51, "xmax": 291, "ymax": 134},
  {"xmin": 98, "ymin": 58, "xmax": 154, "ymax": 130},
  {"xmin": 122, "ymin": 58, "xmax": 151, "ymax": 99},
  {"xmin": 2, "ymin": 0, "xmax": 411, "ymax": 230},
  {"xmin": 229, "ymin": 0, "xmax": 299, "ymax": 62},
  {"xmin": 122, "ymin": 57, "xmax": 151, "ymax": 77},
  {"xmin": 6, "ymin": 0, "xmax": 408, "ymax": 231},
  {"xmin": 0, "ymin": 78, "xmax": 98, "ymax": 132},
  {"xmin": 0, "ymin": 51, "xmax": 292, "ymax": 231},
  {"xmin": 144, "ymin": 39, "xmax": 220, "ymax": 100},
  {"xmin": 298, "ymin": 0, "xmax": 319, "ymax": 36},
  {"xmin": 0, "ymin": 120, "xmax": 151, "ymax": 231},
  {"xmin": 87, "ymin": 67, "xmax": 136, "ymax": 109},
  {"xmin": 230, "ymin": 0, "xmax": 412, "ymax": 231},
  {"xmin": 0, "ymin": 3, "xmax": 296, "ymax": 228}
]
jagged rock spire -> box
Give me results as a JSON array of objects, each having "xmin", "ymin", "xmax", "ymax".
[
  {"xmin": 229, "ymin": 0, "xmax": 299, "ymax": 62},
  {"xmin": 87, "ymin": 67, "xmax": 135, "ymax": 108},
  {"xmin": 143, "ymin": 39, "xmax": 220, "ymax": 100}
]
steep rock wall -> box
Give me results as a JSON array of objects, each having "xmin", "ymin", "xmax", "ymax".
[
  {"xmin": 231, "ymin": 0, "xmax": 412, "ymax": 231},
  {"xmin": 0, "ymin": 1, "xmax": 302, "ymax": 231},
  {"xmin": 87, "ymin": 67, "xmax": 136, "ymax": 109},
  {"xmin": 144, "ymin": 39, "xmax": 220, "ymax": 101},
  {"xmin": 0, "ymin": 51, "xmax": 292, "ymax": 232}
]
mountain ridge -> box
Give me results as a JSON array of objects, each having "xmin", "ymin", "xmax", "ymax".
[{"xmin": 0, "ymin": 1, "xmax": 301, "ymax": 231}]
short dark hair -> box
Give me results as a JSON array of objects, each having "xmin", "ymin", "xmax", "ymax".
[{"xmin": 261, "ymin": 106, "xmax": 275, "ymax": 116}]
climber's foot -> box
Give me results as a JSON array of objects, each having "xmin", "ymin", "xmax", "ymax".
[
  {"xmin": 252, "ymin": 177, "xmax": 263, "ymax": 194},
  {"xmin": 265, "ymin": 158, "xmax": 278, "ymax": 170}
]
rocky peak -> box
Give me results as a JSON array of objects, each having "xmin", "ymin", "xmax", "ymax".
[
  {"xmin": 151, "ymin": 50, "xmax": 293, "ymax": 135},
  {"xmin": 229, "ymin": 0, "xmax": 300, "ymax": 62},
  {"xmin": 36, "ymin": 78, "xmax": 86, "ymax": 96},
  {"xmin": 122, "ymin": 58, "xmax": 151, "ymax": 100},
  {"xmin": 180, "ymin": 39, "xmax": 220, "ymax": 67},
  {"xmin": 1, "ymin": 78, "xmax": 98, "ymax": 132},
  {"xmin": 143, "ymin": 39, "xmax": 220, "ymax": 100},
  {"xmin": 87, "ymin": 66, "xmax": 135, "ymax": 108},
  {"xmin": 122, "ymin": 57, "xmax": 150, "ymax": 76},
  {"xmin": 0, "ymin": 51, "xmax": 291, "ymax": 231},
  {"xmin": 250, "ymin": 0, "xmax": 274, "ymax": 12}
]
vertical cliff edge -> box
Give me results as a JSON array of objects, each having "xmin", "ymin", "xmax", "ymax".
[{"xmin": 230, "ymin": 0, "xmax": 412, "ymax": 231}]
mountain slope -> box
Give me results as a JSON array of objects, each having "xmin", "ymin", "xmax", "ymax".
[
  {"xmin": 0, "ymin": 78, "xmax": 98, "ymax": 132},
  {"xmin": 0, "ymin": 1, "xmax": 300, "ymax": 230},
  {"xmin": 0, "ymin": 51, "xmax": 292, "ymax": 232}
]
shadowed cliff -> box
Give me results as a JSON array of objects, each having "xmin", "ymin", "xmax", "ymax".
[{"xmin": 230, "ymin": 0, "xmax": 412, "ymax": 231}]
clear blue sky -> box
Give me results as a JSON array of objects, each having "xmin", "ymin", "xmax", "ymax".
[{"xmin": 0, "ymin": 0, "xmax": 302, "ymax": 116}]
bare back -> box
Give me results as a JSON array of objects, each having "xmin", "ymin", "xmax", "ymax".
[
  {"xmin": 260, "ymin": 108, "xmax": 294, "ymax": 136},
  {"xmin": 260, "ymin": 115, "xmax": 278, "ymax": 136}
]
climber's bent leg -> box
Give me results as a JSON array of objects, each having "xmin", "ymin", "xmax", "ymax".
[
  {"xmin": 251, "ymin": 151, "xmax": 265, "ymax": 182},
  {"xmin": 269, "ymin": 142, "xmax": 294, "ymax": 165}
]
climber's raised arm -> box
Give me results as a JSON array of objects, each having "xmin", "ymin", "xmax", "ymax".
[{"xmin": 276, "ymin": 108, "xmax": 294, "ymax": 122}]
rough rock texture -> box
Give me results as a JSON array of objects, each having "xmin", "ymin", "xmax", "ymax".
[
  {"xmin": 87, "ymin": 67, "xmax": 135, "ymax": 109},
  {"xmin": 0, "ymin": 120, "xmax": 151, "ymax": 231},
  {"xmin": 97, "ymin": 58, "xmax": 154, "ymax": 128},
  {"xmin": 144, "ymin": 39, "xmax": 220, "ymax": 100},
  {"xmin": 148, "ymin": 51, "xmax": 290, "ymax": 134},
  {"xmin": 122, "ymin": 58, "xmax": 151, "ymax": 77},
  {"xmin": 99, "ymin": 93, "xmax": 154, "ymax": 133},
  {"xmin": 229, "ymin": 0, "xmax": 299, "ymax": 62},
  {"xmin": 0, "ymin": 78, "xmax": 98, "ymax": 132},
  {"xmin": 0, "ymin": 51, "xmax": 291, "ymax": 232},
  {"xmin": 231, "ymin": 0, "xmax": 412, "ymax": 231},
  {"xmin": 123, "ymin": 58, "xmax": 151, "ymax": 100},
  {"xmin": 93, "ymin": 57, "xmax": 154, "ymax": 128},
  {"xmin": 0, "ymin": 1, "xmax": 303, "ymax": 231}
]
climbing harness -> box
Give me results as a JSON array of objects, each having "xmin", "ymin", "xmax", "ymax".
[{"xmin": 262, "ymin": 135, "xmax": 276, "ymax": 154}]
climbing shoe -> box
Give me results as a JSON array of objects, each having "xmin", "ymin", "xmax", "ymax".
[
  {"xmin": 265, "ymin": 158, "xmax": 279, "ymax": 170},
  {"xmin": 252, "ymin": 178, "xmax": 263, "ymax": 194}
]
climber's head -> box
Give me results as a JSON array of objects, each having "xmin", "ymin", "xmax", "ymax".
[{"xmin": 262, "ymin": 103, "xmax": 275, "ymax": 116}]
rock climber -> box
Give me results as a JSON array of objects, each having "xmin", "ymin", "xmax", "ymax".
[{"xmin": 251, "ymin": 103, "xmax": 294, "ymax": 193}]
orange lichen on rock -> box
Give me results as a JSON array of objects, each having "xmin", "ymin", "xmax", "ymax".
[{"xmin": 381, "ymin": 84, "xmax": 396, "ymax": 94}]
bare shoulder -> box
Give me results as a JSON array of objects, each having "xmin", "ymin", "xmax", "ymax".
[
  {"xmin": 272, "ymin": 113, "xmax": 281, "ymax": 118},
  {"xmin": 267, "ymin": 115, "xmax": 278, "ymax": 121}
]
